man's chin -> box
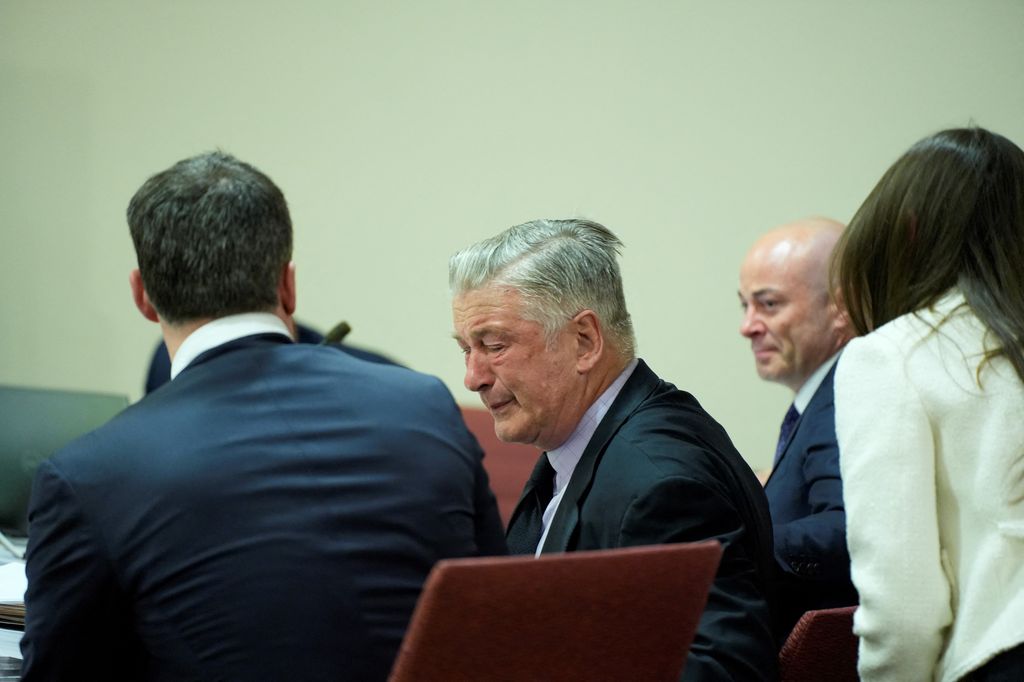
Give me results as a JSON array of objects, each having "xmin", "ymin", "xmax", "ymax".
[
  {"xmin": 754, "ymin": 356, "xmax": 782, "ymax": 376},
  {"xmin": 493, "ymin": 419, "xmax": 531, "ymax": 447},
  {"xmin": 756, "ymin": 367, "xmax": 785, "ymax": 384},
  {"xmin": 494, "ymin": 426, "xmax": 522, "ymax": 444}
]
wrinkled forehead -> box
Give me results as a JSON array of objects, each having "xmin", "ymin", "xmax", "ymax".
[
  {"xmin": 453, "ymin": 286, "xmax": 522, "ymax": 330},
  {"xmin": 452, "ymin": 286, "xmax": 554, "ymax": 345},
  {"xmin": 453, "ymin": 284, "xmax": 524, "ymax": 312}
]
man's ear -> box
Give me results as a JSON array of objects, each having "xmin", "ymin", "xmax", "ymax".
[
  {"xmin": 129, "ymin": 269, "xmax": 160, "ymax": 323},
  {"xmin": 278, "ymin": 262, "xmax": 297, "ymax": 316},
  {"xmin": 827, "ymin": 291, "xmax": 855, "ymax": 345},
  {"xmin": 572, "ymin": 309, "xmax": 604, "ymax": 373}
]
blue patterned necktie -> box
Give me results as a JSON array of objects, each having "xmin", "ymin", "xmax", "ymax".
[{"xmin": 773, "ymin": 404, "xmax": 800, "ymax": 466}]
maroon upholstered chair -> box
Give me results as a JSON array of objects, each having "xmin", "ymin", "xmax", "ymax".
[
  {"xmin": 460, "ymin": 406, "xmax": 537, "ymax": 525},
  {"xmin": 388, "ymin": 541, "xmax": 723, "ymax": 682},
  {"xmin": 778, "ymin": 605, "xmax": 858, "ymax": 682}
]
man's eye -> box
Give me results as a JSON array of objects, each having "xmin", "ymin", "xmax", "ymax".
[{"xmin": 485, "ymin": 344, "xmax": 504, "ymax": 353}]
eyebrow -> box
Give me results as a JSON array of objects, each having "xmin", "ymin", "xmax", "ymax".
[
  {"xmin": 743, "ymin": 288, "xmax": 782, "ymax": 299},
  {"xmin": 451, "ymin": 325, "xmax": 509, "ymax": 342}
]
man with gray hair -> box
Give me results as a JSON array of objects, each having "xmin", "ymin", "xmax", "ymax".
[{"xmin": 450, "ymin": 218, "xmax": 777, "ymax": 681}]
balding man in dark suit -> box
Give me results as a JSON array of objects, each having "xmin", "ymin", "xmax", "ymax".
[{"xmin": 738, "ymin": 218, "xmax": 859, "ymax": 641}]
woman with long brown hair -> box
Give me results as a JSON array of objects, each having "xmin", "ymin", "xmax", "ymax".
[{"xmin": 833, "ymin": 127, "xmax": 1024, "ymax": 681}]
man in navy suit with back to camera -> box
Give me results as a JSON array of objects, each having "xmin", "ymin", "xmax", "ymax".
[
  {"xmin": 450, "ymin": 218, "xmax": 777, "ymax": 681},
  {"xmin": 738, "ymin": 217, "xmax": 858, "ymax": 641},
  {"xmin": 21, "ymin": 151, "xmax": 507, "ymax": 681}
]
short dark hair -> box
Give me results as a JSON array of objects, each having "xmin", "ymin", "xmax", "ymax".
[
  {"xmin": 126, "ymin": 151, "xmax": 293, "ymax": 324},
  {"xmin": 833, "ymin": 127, "xmax": 1024, "ymax": 381}
]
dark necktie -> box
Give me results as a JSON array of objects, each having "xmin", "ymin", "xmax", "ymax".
[
  {"xmin": 505, "ymin": 454, "xmax": 555, "ymax": 555},
  {"xmin": 773, "ymin": 404, "xmax": 800, "ymax": 467}
]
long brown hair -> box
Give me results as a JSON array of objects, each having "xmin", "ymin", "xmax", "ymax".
[{"xmin": 833, "ymin": 127, "xmax": 1024, "ymax": 382}]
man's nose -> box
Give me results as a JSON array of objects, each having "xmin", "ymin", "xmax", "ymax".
[
  {"xmin": 464, "ymin": 351, "xmax": 494, "ymax": 392},
  {"xmin": 740, "ymin": 308, "xmax": 763, "ymax": 338}
]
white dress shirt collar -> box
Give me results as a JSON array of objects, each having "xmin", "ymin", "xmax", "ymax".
[{"xmin": 170, "ymin": 312, "xmax": 292, "ymax": 380}]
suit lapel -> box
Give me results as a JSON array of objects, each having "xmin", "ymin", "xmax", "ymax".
[{"xmin": 538, "ymin": 360, "xmax": 662, "ymax": 553}]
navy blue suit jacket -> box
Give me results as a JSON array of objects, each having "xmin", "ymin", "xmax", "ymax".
[
  {"xmin": 764, "ymin": 366, "xmax": 857, "ymax": 639},
  {"xmin": 143, "ymin": 323, "xmax": 397, "ymax": 394},
  {"xmin": 22, "ymin": 334, "xmax": 506, "ymax": 681},
  {"xmin": 509, "ymin": 360, "xmax": 777, "ymax": 681}
]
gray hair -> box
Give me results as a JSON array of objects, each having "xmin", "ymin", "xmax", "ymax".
[{"xmin": 449, "ymin": 218, "xmax": 636, "ymax": 357}]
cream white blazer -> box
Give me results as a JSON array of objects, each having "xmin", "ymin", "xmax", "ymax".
[{"xmin": 836, "ymin": 289, "xmax": 1024, "ymax": 682}]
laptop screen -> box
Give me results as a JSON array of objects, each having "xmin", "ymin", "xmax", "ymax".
[{"xmin": 0, "ymin": 385, "xmax": 129, "ymax": 536}]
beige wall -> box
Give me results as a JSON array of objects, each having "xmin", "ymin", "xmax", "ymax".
[{"xmin": 2, "ymin": 1, "xmax": 1022, "ymax": 471}]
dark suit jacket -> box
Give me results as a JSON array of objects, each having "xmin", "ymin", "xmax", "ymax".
[
  {"xmin": 764, "ymin": 366, "xmax": 857, "ymax": 640},
  {"xmin": 22, "ymin": 334, "xmax": 506, "ymax": 682},
  {"xmin": 508, "ymin": 360, "xmax": 777, "ymax": 682}
]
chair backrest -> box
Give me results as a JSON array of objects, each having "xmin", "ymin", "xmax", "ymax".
[
  {"xmin": 778, "ymin": 605, "xmax": 858, "ymax": 682},
  {"xmin": 460, "ymin": 406, "xmax": 537, "ymax": 524},
  {"xmin": 388, "ymin": 541, "xmax": 723, "ymax": 682}
]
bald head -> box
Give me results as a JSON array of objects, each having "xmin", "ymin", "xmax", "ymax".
[
  {"xmin": 744, "ymin": 218, "xmax": 843, "ymax": 291},
  {"xmin": 738, "ymin": 218, "xmax": 850, "ymax": 392}
]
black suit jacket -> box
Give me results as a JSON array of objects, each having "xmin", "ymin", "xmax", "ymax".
[
  {"xmin": 22, "ymin": 334, "xmax": 506, "ymax": 681},
  {"xmin": 764, "ymin": 366, "xmax": 857, "ymax": 639},
  {"xmin": 508, "ymin": 360, "xmax": 777, "ymax": 681}
]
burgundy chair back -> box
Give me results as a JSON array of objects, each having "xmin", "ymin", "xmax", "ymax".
[
  {"xmin": 460, "ymin": 406, "xmax": 537, "ymax": 524},
  {"xmin": 388, "ymin": 542, "xmax": 723, "ymax": 682},
  {"xmin": 778, "ymin": 605, "xmax": 858, "ymax": 682}
]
